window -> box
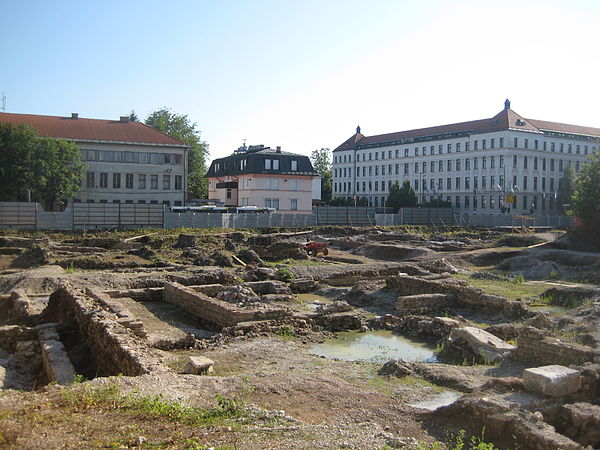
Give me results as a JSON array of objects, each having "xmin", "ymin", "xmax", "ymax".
[
  {"xmin": 395, "ymin": 149, "xmax": 399, "ymax": 158},
  {"xmin": 447, "ymin": 144, "xmax": 452, "ymax": 153},
  {"xmin": 534, "ymin": 157, "xmax": 538, "ymax": 170},
  {"xmin": 404, "ymin": 163, "xmax": 409, "ymax": 175},
  {"xmin": 151, "ymin": 175, "xmax": 158, "ymax": 190},
  {"xmin": 226, "ymin": 188, "xmax": 232, "ymax": 199},
  {"xmin": 465, "ymin": 196, "xmax": 470, "ymax": 208},
  {"xmin": 264, "ymin": 198, "xmax": 279, "ymax": 209},
  {"xmin": 514, "ymin": 138, "xmax": 518, "ymax": 148},
  {"xmin": 113, "ymin": 173, "xmax": 121, "ymax": 189},
  {"xmin": 455, "ymin": 177, "xmax": 460, "ymax": 189},
  {"xmin": 456, "ymin": 143, "xmax": 461, "ymax": 152},
  {"xmin": 499, "ymin": 137, "xmax": 504, "ymax": 147},
  {"xmin": 138, "ymin": 174, "xmax": 146, "ymax": 189},
  {"xmin": 491, "ymin": 138, "xmax": 495, "ymax": 148},
  {"xmin": 482, "ymin": 176, "xmax": 486, "ymax": 189},
  {"xmin": 465, "ymin": 158, "xmax": 470, "ymax": 170},
  {"xmin": 533, "ymin": 177, "xmax": 538, "ymax": 190},
  {"xmin": 86, "ymin": 172, "xmax": 95, "ymax": 188},
  {"xmin": 491, "ymin": 156, "xmax": 495, "ymax": 169},
  {"xmin": 163, "ymin": 175, "xmax": 170, "ymax": 190},
  {"xmin": 456, "ymin": 159, "xmax": 461, "ymax": 171},
  {"xmin": 290, "ymin": 199, "xmax": 298, "ymax": 210},
  {"xmin": 447, "ymin": 178, "xmax": 452, "ymax": 190},
  {"xmin": 404, "ymin": 148, "xmax": 409, "ymax": 157},
  {"xmin": 523, "ymin": 176, "xmax": 528, "ymax": 190},
  {"xmin": 430, "ymin": 161, "xmax": 435, "ymax": 172},
  {"xmin": 125, "ymin": 174, "xmax": 134, "ymax": 189},
  {"xmin": 560, "ymin": 143, "xmax": 564, "ymax": 153},
  {"xmin": 264, "ymin": 178, "xmax": 280, "ymax": 190},
  {"xmin": 395, "ymin": 164, "xmax": 399, "ymax": 175},
  {"xmin": 550, "ymin": 159, "xmax": 555, "ymax": 171},
  {"xmin": 482, "ymin": 139, "xmax": 487, "ymax": 150},
  {"xmin": 430, "ymin": 146, "xmax": 435, "ymax": 155},
  {"xmin": 265, "ymin": 159, "xmax": 272, "ymax": 170},
  {"xmin": 465, "ymin": 177, "xmax": 470, "ymax": 189},
  {"xmin": 474, "ymin": 176, "xmax": 478, "ymax": 189},
  {"xmin": 474, "ymin": 158, "xmax": 478, "ymax": 170},
  {"xmin": 513, "ymin": 155, "xmax": 518, "ymax": 168},
  {"xmin": 482, "ymin": 157, "xmax": 486, "ymax": 169},
  {"xmin": 474, "ymin": 140, "xmax": 478, "ymax": 150},
  {"xmin": 447, "ymin": 160, "xmax": 452, "ymax": 171},
  {"xmin": 524, "ymin": 156, "xmax": 528, "ymax": 169},
  {"xmin": 175, "ymin": 175, "xmax": 182, "ymax": 190},
  {"xmin": 524, "ymin": 139, "xmax": 528, "ymax": 149},
  {"xmin": 100, "ymin": 173, "xmax": 108, "ymax": 188},
  {"xmin": 559, "ymin": 160, "xmax": 563, "ymax": 172},
  {"xmin": 455, "ymin": 196, "xmax": 461, "ymax": 208},
  {"xmin": 535, "ymin": 140, "xmax": 539, "ymax": 150}
]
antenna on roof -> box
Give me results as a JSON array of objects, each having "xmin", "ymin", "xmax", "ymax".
[{"xmin": 0, "ymin": 93, "xmax": 6, "ymax": 112}]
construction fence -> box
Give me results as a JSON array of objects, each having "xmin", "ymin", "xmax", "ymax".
[{"xmin": 0, "ymin": 202, "xmax": 575, "ymax": 230}]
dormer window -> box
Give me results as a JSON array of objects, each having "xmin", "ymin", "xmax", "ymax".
[
  {"xmin": 265, "ymin": 159, "xmax": 272, "ymax": 170},
  {"xmin": 273, "ymin": 159, "xmax": 279, "ymax": 170},
  {"xmin": 291, "ymin": 160, "xmax": 297, "ymax": 171},
  {"xmin": 516, "ymin": 119, "xmax": 526, "ymax": 126}
]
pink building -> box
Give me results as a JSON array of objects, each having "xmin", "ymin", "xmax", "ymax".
[{"xmin": 206, "ymin": 145, "xmax": 320, "ymax": 213}]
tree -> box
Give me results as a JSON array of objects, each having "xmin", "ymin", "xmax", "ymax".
[
  {"xmin": 31, "ymin": 138, "xmax": 86, "ymax": 211},
  {"xmin": 310, "ymin": 148, "xmax": 332, "ymax": 203},
  {"xmin": 145, "ymin": 108, "xmax": 209, "ymax": 199},
  {"xmin": 128, "ymin": 110, "xmax": 139, "ymax": 122},
  {"xmin": 385, "ymin": 181, "xmax": 417, "ymax": 211},
  {"xmin": 558, "ymin": 165, "xmax": 576, "ymax": 213},
  {"xmin": 0, "ymin": 123, "xmax": 84, "ymax": 210},
  {"xmin": 0, "ymin": 123, "xmax": 39, "ymax": 200},
  {"xmin": 572, "ymin": 152, "xmax": 600, "ymax": 229}
]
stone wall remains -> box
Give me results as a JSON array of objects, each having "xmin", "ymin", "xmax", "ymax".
[
  {"xmin": 42, "ymin": 286, "xmax": 166, "ymax": 376},
  {"xmin": 162, "ymin": 282, "xmax": 291, "ymax": 328},
  {"xmin": 515, "ymin": 327, "xmax": 597, "ymax": 366}
]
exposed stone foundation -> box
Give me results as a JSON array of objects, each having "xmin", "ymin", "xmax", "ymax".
[{"xmin": 162, "ymin": 282, "xmax": 291, "ymax": 328}]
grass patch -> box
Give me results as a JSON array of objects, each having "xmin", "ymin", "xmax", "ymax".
[
  {"xmin": 452, "ymin": 273, "xmax": 549, "ymax": 301},
  {"xmin": 61, "ymin": 383, "xmax": 247, "ymax": 428}
]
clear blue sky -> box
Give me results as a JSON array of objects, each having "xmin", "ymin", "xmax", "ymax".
[{"xmin": 2, "ymin": 0, "xmax": 599, "ymax": 161}]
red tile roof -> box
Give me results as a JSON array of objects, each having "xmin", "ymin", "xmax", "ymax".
[
  {"xmin": 334, "ymin": 107, "xmax": 600, "ymax": 151},
  {"xmin": 0, "ymin": 112, "xmax": 186, "ymax": 146}
]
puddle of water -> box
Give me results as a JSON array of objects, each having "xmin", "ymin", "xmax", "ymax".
[
  {"xmin": 530, "ymin": 304, "xmax": 568, "ymax": 314},
  {"xmin": 296, "ymin": 293, "xmax": 332, "ymax": 310},
  {"xmin": 309, "ymin": 330, "xmax": 437, "ymax": 364},
  {"xmin": 409, "ymin": 390, "xmax": 461, "ymax": 410}
]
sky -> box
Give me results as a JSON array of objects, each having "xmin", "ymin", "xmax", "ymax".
[{"xmin": 1, "ymin": 0, "xmax": 599, "ymax": 161}]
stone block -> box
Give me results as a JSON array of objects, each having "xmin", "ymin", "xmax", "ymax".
[
  {"xmin": 184, "ymin": 356, "xmax": 214, "ymax": 375},
  {"xmin": 450, "ymin": 326, "xmax": 515, "ymax": 362},
  {"xmin": 523, "ymin": 365, "xmax": 581, "ymax": 397}
]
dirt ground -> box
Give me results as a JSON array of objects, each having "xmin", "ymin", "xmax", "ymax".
[{"xmin": 0, "ymin": 226, "xmax": 599, "ymax": 449}]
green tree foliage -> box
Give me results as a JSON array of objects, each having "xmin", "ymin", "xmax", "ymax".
[
  {"xmin": 0, "ymin": 123, "xmax": 37, "ymax": 199},
  {"xmin": 145, "ymin": 108, "xmax": 209, "ymax": 199},
  {"xmin": 558, "ymin": 164, "xmax": 576, "ymax": 212},
  {"xmin": 572, "ymin": 152, "xmax": 600, "ymax": 229},
  {"xmin": 310, "ymin": 148, "xmax": 332, "ymax": 203},
  {"xmin": 385, "ymin": 180, "xmax": 417, "ymax": 211},
  {"xmin": 31, "ymin": 138, "xmax": 85, "ymax": 211},
  {"xmin": 0, "ymin": 123, "xmax": 85, "ymax": 210},
  {"xmin": 329, "ymin": 197, "xmax": 368, "ymax": 206},
  {"xmin": 128, "ymin": 110, "xmax": 139, "ymax": 121}
]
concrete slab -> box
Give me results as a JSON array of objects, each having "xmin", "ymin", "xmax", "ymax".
[
  {"xmin": 184, "ymin": 356, "xmax": 214, "ymax": 375},
  {"xmin": 450, "ymin": 326, "xmax": 516, "ymax": 362},
  {"xmin": 523, "ymin": 365, "xmax": 581, "ymax": 397}
]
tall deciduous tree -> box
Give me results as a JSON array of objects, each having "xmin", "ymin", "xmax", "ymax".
[
  {"xmin": 0, "ymin": 123, "xmax": 37, "ymax": 199},
  {"xmin": 310, "ymin": 148, "xmax": 332, "ymax": 203},
  {"xmin": 558, "ymin": 165, "xmax": 576, "ymax": 212},
  {"xmin": 0, "ymin": 123, "xmax": 85, "ymax": 210},
  {"xmin": 385, "ymin": 180, "xmax": 417, "ymax": 211},
  {"xmin": 572, "ymin": 152, "xmax": 600, "ymax": 229},
  {"xmin": 145, "ymin": 108, "xmax": 209, "ymax": 199},
  {"xmin": 31, "ymin": 138, "xmax": 85, "ymax": 211}
]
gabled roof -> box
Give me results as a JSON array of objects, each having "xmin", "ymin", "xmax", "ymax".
[
  {"xmin": 205, "ymin": 148, "xmax": 317, "ymax": 178},
  {"xmin": 334, "ymin": 104, "xmax": 600, "ymax": 152},
  {"xmin": 0, "ymin": 112, "xmax": 186, "ymax": 147}
]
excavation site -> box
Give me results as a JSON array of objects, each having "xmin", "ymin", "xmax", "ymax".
[{"xmin": 0, "ymin": 226, "xmax": 599, "ymax": 449}]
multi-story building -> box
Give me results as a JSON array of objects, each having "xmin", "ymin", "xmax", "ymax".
[
  {"xmin": 332, "ymin": 100, "xmax": 600, "ymax": 213},
  {"xmin": 0, "ymin": 112, "xmax": 188, "ymax": 206},
  {"xmin": 206, "ymin": 144, "xmax": 320, "ymax": 213}
]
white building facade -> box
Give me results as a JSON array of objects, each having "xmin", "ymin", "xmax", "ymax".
[
  {"xmin": 332, "ymin": 101, "xmax": 600, "ymax": 214},
  {"xmin": 0, "ymin": 113, "xmax": 188, "ymax": 206}
]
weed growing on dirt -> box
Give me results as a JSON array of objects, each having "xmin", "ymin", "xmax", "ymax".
[
  {"xmin": 510, "ymin": 274, "xmax": 525, "ymax": 285},
  {"xmin": 275, "ymin": 267, "xmax": 295, "ymax": 282},
  {"xmin": 275, "ymin": 323, "xmax": 296, "ymax": 340},
  {"xmin": 452, "ymin": 273, "xmax": 549, "ymax": 301},
  {"xmin": 64, "ymin": 262, "xmax": 76, "ymax": 274},
  {"xmin": 445, "ymin": 428, "xmax": 498, "ymax": 450}
]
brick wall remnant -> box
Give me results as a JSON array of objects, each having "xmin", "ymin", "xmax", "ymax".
[
  {"xmin": 162, "ymin": 282, "xmax": 291, "ymax": 328},
  {"xmin": 38, "ymin": 327, "xmax": 76, "ymax": 385},
  {"xmin": 516, "ymin": 327, "xmax": 597, "ymax": 366},
  {"xmin": 42, "ymin": 286, "xmax": 167, "ymax": 376}
]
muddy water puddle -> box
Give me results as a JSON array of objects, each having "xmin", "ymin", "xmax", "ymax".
[
  {"xmin": 409, "ymin": 390, "xmax": 461, "ymax": 410},
  {"xmin": 296, "ymin": 293, "xmax": 332, "ymax": 310},
  {"xmin": 530, "ymin": 304, "xmax": 568, "ymax": 314},
  {"xmin": 309, "ymin": 330, "xmax": 437, "ymax": 363}
]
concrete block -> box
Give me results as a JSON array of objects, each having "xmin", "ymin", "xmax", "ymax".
[
  {"xmin": 523, "ymin": 365, "xmax": 581, "ymax": 397},
  {"xmin": 184, "ymin": 356, "xmax": 214, "ymax": 375},
  {"xmin": 450, "ymin": 326, "xmax": 516, "ymax": 362}
]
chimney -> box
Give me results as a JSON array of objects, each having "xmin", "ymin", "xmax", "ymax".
[
  {"xmin": 71, "ymin": 113, "xmax": 78, "ymax": 119},
  {"xmin": 276, "ymin": 146, "xmax": 281, "ymax": 153},
  {"xmin": 119, "ymin": 116, "xmax": 129, "ymax": 123}
]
